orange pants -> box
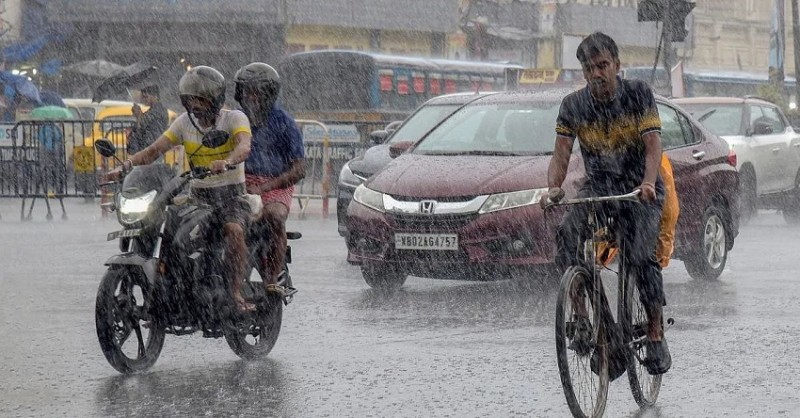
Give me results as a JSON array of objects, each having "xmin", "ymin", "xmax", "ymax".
[{"xmin": 597, "ymin": 153, "xmax": 680, "ymax": 268}]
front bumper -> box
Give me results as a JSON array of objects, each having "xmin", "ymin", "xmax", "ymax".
[{"xmin": 345, "ymin": 200, "xmax": 560, "ymax": 271}]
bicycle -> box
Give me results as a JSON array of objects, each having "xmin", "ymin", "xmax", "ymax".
[{"xmin": 546, "ymin": 190, "xmax": 671, "ymax": 418}]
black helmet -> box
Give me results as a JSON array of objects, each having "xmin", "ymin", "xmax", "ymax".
[
  {"xmin": 234, "ymin": 62, "xmax": 280, "ymax": 122},
  {"xmin": 178, "ymin": 65, "xmax": 226, "ymax": 116}
]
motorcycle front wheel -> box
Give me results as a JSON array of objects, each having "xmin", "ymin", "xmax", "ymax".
[
  {"xmin": 224, "ymin": 283, "xmax": 283, "ymax": 360},
  {"xmin": 95, "ymin": 267, "xmax": 165, "ymax": 374}
]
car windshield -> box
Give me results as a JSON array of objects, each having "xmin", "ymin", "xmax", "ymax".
[
  {"xmin": 387, "ymin": 104, "xmax": 461, "ymax": 144},
  {"xmin": 679, "ymin": 103, "xmax": 744, "ymax": 136},
  {"xmin": 413, "ymin": 101, "xmax": 559, "ymax": 156}
]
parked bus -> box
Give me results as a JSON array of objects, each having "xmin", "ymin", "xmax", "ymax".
[
  {"xmin": 622, "ymin": 66, "xmax": 798, "ymax": 103},
  {"xmin": 277, "ymin": 50, "xmax": 524, "ymax": 141}
]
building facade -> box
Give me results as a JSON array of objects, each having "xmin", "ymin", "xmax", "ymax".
[
  {"xmin": 687, "ymin": 0, "xmax": 796, "ymax": 75},
  {"xmin": 38, "ymin": 0, "xmax": 458, "ymax": 105}
]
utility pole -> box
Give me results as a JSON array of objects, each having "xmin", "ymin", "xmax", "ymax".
[
  {"xmin": 793, "ymin": 0, "xmax": 800, "ymax": 107},
  {"xmin": 662, "ymin": 0, "xmax": 675, "ymax": 94}
]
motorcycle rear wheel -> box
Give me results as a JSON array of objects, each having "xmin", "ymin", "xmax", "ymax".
[
  {"xmin": 224, "ymin": 283, "xmax": 283, "ymax": 360},
  {"xmin": 95, "ymin": 267, "xmax": 165, "ymax": 374}
]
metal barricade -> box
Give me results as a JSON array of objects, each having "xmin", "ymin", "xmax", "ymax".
[
  {"xmin": 295, "ymin": 119, "xmax": 332, "ymax": 218},
  {"xmin": 0, "ymin": 119, "xmax": 135, "ymax": 220}
]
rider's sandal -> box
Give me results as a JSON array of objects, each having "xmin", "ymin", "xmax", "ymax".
[
  {"xmin": 643, "ymin": 339, "xmax": 672, "ymax": 375},
  {"xmin": 265, "ymin": 283, "xmax": 288, "ymax": 297}
]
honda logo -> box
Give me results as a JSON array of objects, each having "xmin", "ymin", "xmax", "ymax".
[{"xmin": 419, "ymin": 200, "xmax": 437, "ymax": 214}]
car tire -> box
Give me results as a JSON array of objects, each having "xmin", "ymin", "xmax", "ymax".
[
  {"xmin": 738, "ymin": 168, "xmax": 757, "ymax": 225},
  {"xmin": 685, "ymin": 205, "xmax": 728, "ymax": 281},
  {"xmin": 361, "ymin": 263, "xmax": 407, "ymax": 291},
  {"xmin": 782, "ymin": 172, "xmax": 800, "ymax": 224}
]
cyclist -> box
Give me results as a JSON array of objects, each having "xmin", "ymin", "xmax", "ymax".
[
  {"xmin": 106, "ymin": 66, "xmax": 255, "ymax": 313},
  {"xmin": 233, "ymin": 62, "xmax": 305, "ymax": 295},
  {"xmin": 544, "ymin": 32, "xmax": 671, "ymax": 375}
]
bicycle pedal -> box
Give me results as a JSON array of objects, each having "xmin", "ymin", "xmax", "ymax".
[{"xmin": 282, "ymin": 287, "xmax": 298, "ymax": 305}]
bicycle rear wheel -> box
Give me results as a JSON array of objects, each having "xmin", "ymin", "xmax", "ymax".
[
  {"xmin": 619, "ymin": 264, "xmax": 662, "ymax": 407},
  {"xmin": 555, "ymin": 265, "xmax": 609, "ymax": 418}
]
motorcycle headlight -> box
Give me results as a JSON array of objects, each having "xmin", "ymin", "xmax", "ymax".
[
  {"xmin": 353, "ymin": 184, "xmax": 385, "ymax": 212},
  {"xmin": 478, "ymin": 188, "xmax": 548, "ymax": 214},
  {"xmin": 339, "ymin": 163, "xmax": 366, "ymax": 188},
  {"xmin": 119, "ymin": 190, "xmax": 157, "ymax": 225}
]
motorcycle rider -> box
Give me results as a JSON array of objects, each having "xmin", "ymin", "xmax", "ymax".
[
  {"xmin": 105, "ymin": 65, "xmax": 255, "ymax": 312},
  {"xmin": 233, "ymin": 62, "xmax": 305, "ymax": 295}
]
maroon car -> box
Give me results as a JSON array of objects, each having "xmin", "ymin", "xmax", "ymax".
[{"xmin": 346, "ymin": 89, "xmax": 740, "ymax": 289}]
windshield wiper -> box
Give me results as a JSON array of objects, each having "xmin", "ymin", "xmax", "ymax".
[{"xmin": 697, "ymin": 109, "xmax": 717, "ymax": 122}]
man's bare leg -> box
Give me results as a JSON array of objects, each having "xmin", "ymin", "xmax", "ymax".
[
  {"xmin": 224, "ymin": 222, "xmax": 253, "ymax": 311},
  {"xmin": 258, "ymin": 202, "xmax": 289, "ymax": 288}
]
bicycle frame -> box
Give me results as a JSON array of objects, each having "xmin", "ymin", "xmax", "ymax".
[{"xmin": 550, "ymin": 189, "xmax": 663, "ymax": 417}]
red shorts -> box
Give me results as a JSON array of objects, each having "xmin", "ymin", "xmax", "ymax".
[{"xmin": 245, "ymin": 174, "xmax": 294, "ymax": 211}]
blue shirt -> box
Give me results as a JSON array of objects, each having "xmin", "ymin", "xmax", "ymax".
[{"xmin": 245, "ymin": 105, "xmax": 304, "ymax": 177}]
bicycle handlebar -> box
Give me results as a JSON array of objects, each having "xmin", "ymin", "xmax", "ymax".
[{"xmin": 544, "ymin": 189, "xmax": 641, "ymax": 209}]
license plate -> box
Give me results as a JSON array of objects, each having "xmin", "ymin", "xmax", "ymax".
[
  {"xmin": 395, "ymin": 233, "xmax": 458, "ymax": 251},
  {"xmin": 107, "ymin": 228, "xmax": 142, "ymax": 241}
]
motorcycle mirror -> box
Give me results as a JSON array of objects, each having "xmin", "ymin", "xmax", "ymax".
[
  {"xmin": 202, "ymin": 129, "xmax": 230, "ymax": 149},
  {"xmin": 94, "ymin": 138, "xmax": 117, "ymax": 158},
  {"xmin": 369, "ymin": 130, "xmax": 388, "ymax": 144}
]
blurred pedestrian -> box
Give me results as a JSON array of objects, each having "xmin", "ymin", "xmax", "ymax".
[
  {"xmin": 37, "ymin": 121, "xmax": 65, "ymax": 194},
  {"xmin": 128, "ymin": 84, "xmax": 168, "ymax": 156}
]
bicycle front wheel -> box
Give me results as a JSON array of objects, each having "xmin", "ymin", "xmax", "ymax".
[
  {"xmin": 555, "ymin": 266, "xmax": 609, "ymax": 418},
  {"xmin": 619, "ymin": 266, "xmax": 662, "ymax": 407}
]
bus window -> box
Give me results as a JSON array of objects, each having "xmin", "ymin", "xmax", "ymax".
[
  {"xmin": 444, "ymin": 75, "xmax": 458, "ymax": 94},
  {"xmin": 429, "ymin": 73, "xmax": 442, "ymax": 96},
  {"xmin": 379, "ymin": 69, "xmax": 394, "ymax": 110}
]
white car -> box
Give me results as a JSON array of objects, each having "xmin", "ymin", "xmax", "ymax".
[{"xmin": 674, "ymin": 96, "xmax": 800, "ymax": 223}]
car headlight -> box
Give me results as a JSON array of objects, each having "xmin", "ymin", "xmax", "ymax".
[
  {"xmin": 339, "ymin": 163, "xmax": 366, "ymax": 188},
  {"xmin": 478, "ymin": 188, "xmax": 548, "ymax": 214},
  {"xmin": 353, "ymin": 184, "xmax": 385, "ymax": 212},
  {"xmin": 119, "ymin": 190, "xmax": 157, "ymax": 224}
]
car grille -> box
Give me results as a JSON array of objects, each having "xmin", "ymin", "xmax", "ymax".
[
  {"xmin": 389, "ymin": 194, "xmax": 479, "ymax": 203},
  {"xmin": 386, "ymin": 213, "xmax": 478, "ymax": 231}
]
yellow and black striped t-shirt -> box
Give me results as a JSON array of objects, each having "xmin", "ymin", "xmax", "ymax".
[{"xmin": 555, "ymin": 77, "xmax": 661, "ymax": 191}]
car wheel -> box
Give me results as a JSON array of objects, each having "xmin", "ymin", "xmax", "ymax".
[
  {"xmin": 361, "ymin": 263, "xmax": 407, "ymax": 291},
  {"xmin": 685, "ymin": 205, "xmax": 728, "ymax": 281},
  {"xmin": 782, "ymin": 172, "xmax": 800, "ymax": 224},
  {"xmin": 738, "ymin": 169, "xmax": 757, "ymax": 225}
]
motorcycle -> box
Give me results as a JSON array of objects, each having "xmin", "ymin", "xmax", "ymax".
[{"xmin": 93, "ymin": 138, "xmax": 299, "ymax": 374}]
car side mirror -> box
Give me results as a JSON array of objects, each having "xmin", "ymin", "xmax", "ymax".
[
  {"xmin": 94, "ymin": 138, "xmax": 116, "ymax": 158},
  {"xmin": 752, "ymin": 121, "xmax": 773, "ymax": 135},
  {"xmin": 369, "ymin": 129, "xmax": 389, "ymax": 145},
  {"xmin": 389, "ymin": 141, "xmax": 414, "ymax": 158}
]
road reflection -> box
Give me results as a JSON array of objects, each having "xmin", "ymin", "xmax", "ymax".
[
  {"xmin": 351, "ymin": 275, "xmax": 561, "ymax": 330},
  {"xmin": 96, "ymin": 358, "xmax": 292, "ymax": 417},
  {"xmin": 665, "ymin": 276, "xmax": 738, "ymax": 325}
]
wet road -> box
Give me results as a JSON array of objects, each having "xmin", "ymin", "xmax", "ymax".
[{"xmin": 1, "ymin": 199, "xmax": 799, "ymax": 417}]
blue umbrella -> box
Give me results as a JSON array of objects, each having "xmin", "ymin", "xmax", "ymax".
[
  {"xmin": 0, "ymin": 71, "xmax": 41, "ymax": 105},
  {"xmin": 39, "ymin": 90, "xmax": 65, "ymax": 107}
]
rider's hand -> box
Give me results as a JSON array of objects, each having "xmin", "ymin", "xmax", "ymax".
[
  {"xmin": 540, "ymin": 187, "xmax": 565, "ymax": 209},
  {"xmin": 103, "ymin": 167, "xmax": 123, "ymax": 182},
  {"xmin": 637, "ymin": 182, "xmax": 656, "ymax": 202},
  {"xmin": 132, "ymin": 104, "xmax": 143, "ymax": 118},
  {"xmin": 209, "ymin": 159, "xmax": 230, "ymax": 174}
]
